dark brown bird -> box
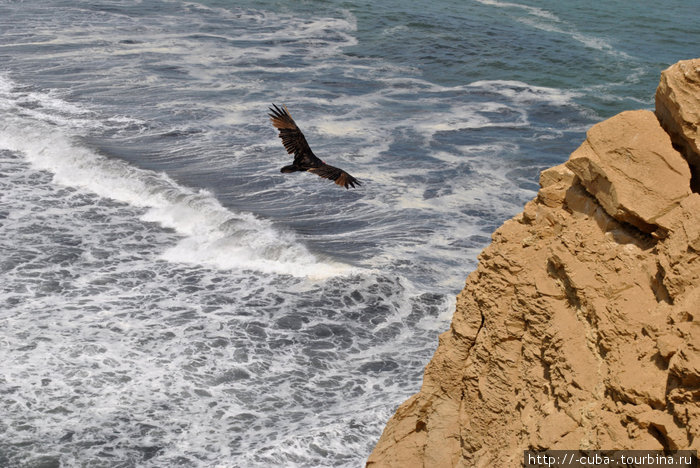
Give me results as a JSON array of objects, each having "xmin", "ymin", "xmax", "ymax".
[{"xmin": 268, "ymin": 104, "xmax": 361, "ymax": 189}]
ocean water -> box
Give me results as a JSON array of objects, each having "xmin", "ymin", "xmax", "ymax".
[{"xmin": 0, "ymin": 1, "xmax": 697, "ymax": 466}]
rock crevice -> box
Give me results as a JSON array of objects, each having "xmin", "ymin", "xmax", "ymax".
[{"xmin": 368, "ymin": 58, "xmax": 700, "ymax": 467}]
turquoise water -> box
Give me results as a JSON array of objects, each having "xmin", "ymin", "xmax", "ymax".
[{"xmin": 0, "ymin": 1, "xmax": 697, "ymax": 466}]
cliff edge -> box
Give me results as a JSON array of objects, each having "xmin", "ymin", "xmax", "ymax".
[{"xmin": 368, "ymin": 58, "xmax": 700, "ymax": 467}]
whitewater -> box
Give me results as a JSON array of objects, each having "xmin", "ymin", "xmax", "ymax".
[{"xmin": 1, "ymin": 0, "xmax": 697, "ymax": 466}]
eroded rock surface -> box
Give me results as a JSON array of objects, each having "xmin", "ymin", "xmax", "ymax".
[
  {"xmin": 655, "ymin": 58, "xmax": 700, "ymax": 191},
  {"xmin": 368, "ymin": 59, "xmax": 700, "ymax": 467},
  {"xmin": 566, "ymin": 110, "xmax": 690, "ymax": 234}
]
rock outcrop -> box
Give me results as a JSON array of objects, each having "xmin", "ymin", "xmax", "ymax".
[
  {"xmin": 656, "ymin": 59, "xmax": 700, "ymax": 192},
  {"xmin": 566, "ymin": 110, "xmax": 691, "ymax": 234},
  {"xmin": 368, "ymin": 58, "xmax": 700, "ymax": 467}
]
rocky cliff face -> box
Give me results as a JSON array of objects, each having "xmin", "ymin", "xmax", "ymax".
[{"xmin": 368, "ymin": 58, "xmax": 700, "ymax": 467}]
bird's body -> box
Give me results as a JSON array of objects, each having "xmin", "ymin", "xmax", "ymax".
[{"xmin": 268, "ymin": 104, "xmax": 361, "ymax": 189}]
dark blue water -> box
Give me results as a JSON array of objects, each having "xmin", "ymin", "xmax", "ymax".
[{"xmin": 1, "ymin": 1, "xmax": 697, "ymax": 466}]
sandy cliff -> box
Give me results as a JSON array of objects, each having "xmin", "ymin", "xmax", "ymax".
[{"xmin": 368, "ymin": 58, "xmax": 700, "ymax": 467}]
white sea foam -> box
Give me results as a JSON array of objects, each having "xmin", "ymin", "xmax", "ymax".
[
  {"xmin": 516, "ymin": 16, "xmax": 632, "ymax": 59},
  {"xmin": 0, "ymin": 75, "xmax": 144, "ymax": 131},
  {"xmin": 473, "ymin": 0, "xmax": 561, "ymax": 20},
  {"xmin": 1, "ymin": 0, "xmax": 680, "ymax": 465},
  {"xmin": 0, "ymin": 3, "xmax": 584, "ymax": 467},
  {"xmin": 467, "ymin": 79, "xmax": 581, "ymax": 104},
  {"xmin": 0, "ymin": 78, "xmax": 348, "ymax": 278},
  {"xmin": 475, "ymin": 0, "xmax": 632, "ymax": 59}
]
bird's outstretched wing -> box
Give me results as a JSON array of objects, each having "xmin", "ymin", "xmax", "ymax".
[
  {"xmin": 268, "ymin": 104, "xmax": 322, "ymax": 168},
  {"xmin": 309, "ymin": 163, "xmax": 361, "ymax": 189},
  {"xmin": 269, "ymin": 103, "xmax": 361, "ymax": 189}
]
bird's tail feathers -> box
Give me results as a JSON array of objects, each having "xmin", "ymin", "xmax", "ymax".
[{"xmin": 280, "ymin": 165, "xmax": 300, "ymax": 173}]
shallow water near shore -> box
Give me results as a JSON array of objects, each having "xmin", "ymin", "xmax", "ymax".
[{"xmin": 1, "ymin": 1, "xmax": 698, "ymax": 466}]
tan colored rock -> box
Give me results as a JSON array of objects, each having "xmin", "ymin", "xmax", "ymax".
[
  {"xmin": 566, "ymin": 110, "xmax": 691, "ymax": 234},
  {"xmin": 607, "ymin": 344, "xmax": 667, "ymax": 409},
  {"xmin": 655, "ymin": 58, "xmax": 700, "ymax": 187},
  {"xmin": 668, "ymin": 320, "xmax": 700, "ymax": 387},
  {"xmin": 656, "ymin": 194, "xmax": 700, "ymax": 300},
  {"xmin": 631, "ymin": 410, "xmax": 689, "ymax": 451},
  {"xmin": 368, "ymin": 59, "xmax": 700, "ymax": 467},
  {"xmin": 656, "ymin": 332, "xmax": 684, "ymax": 360},
  {"xmin": 537, "ymin": 163, "xmax": 576, "ymax": 208}
]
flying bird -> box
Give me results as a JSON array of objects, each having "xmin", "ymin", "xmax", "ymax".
[{"xmin": 268, "ymin": 104, "xmax": 361, "ymax": 189}]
